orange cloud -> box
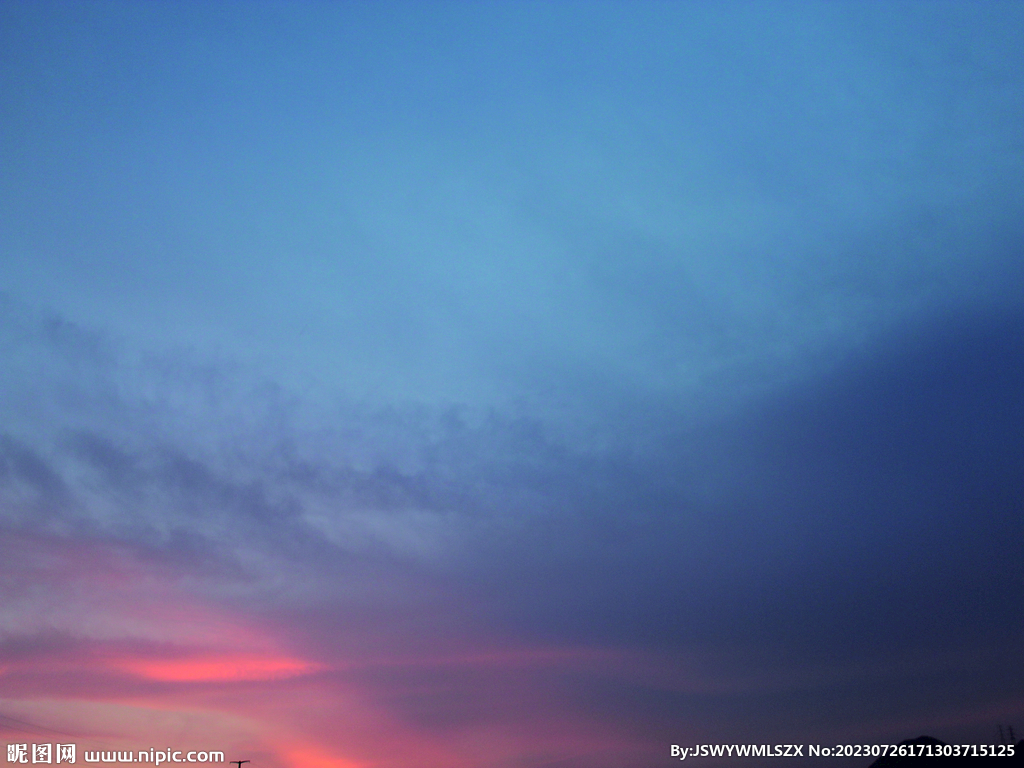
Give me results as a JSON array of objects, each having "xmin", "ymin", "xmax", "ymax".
[
  {"xmin": 280, "ymin": 745, "xmax": 363, "ymax": 768},
  {"xmin": 110, "ymin": 653, "xmax": 323, "ymax": 683}
]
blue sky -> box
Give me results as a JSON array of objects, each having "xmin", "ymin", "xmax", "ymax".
[{"xmin": 1, "ymin": 2, "xmax": 1023, "ymax": 766}]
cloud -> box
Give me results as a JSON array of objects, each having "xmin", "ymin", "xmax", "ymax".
[{"xmin": 5, "ymin": 300, "xmax": 1021, "ymax": 762}]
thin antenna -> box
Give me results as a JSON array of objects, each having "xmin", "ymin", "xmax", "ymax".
[
  {"xmin": 998, "ymin": 725, "xmax": 1005, "ymax": 745},
  {"xmin": 231, "ymin": 761, "xmax": 250, "ymax": 768},
  {"xmin": 1009, "ymin": 725, "xmax": 1016, "ymax": 744}
]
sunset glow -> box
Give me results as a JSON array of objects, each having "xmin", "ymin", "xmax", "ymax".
[{"xmin": 108, "ymin": 655, "xmax": 321, "ymax": 684}]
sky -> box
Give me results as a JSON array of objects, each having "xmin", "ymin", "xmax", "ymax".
[{"xmin": 1, "ymin": 1, "xmax": 1023, "ymax": 766}]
